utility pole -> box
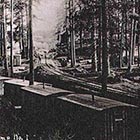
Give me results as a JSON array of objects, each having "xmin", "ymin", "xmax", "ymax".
[
  {"xmin": 10, "ymin": 0, "xmax": 13, "ymax": 77},
  {"xmin": 69, "ymin": 0, "xmax": 76, "ymax": 67},
  {"xmin": 29, "ymin": 0, "xmax": 34, "ymax": 85},
  {"xmin": 101, "ymin": 0, "xmax": 108, "ymax": 94}
]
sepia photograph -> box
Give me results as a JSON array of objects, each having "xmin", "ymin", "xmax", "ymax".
[{"xmin": 0, "ymin": 0, "xmax": 140, "ymax": 139}]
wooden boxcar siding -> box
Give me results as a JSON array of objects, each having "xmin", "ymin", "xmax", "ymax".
[
  {"xmin": 55, "ymin": 98, "xmax": 138, "ymax": 140},
  {"xmin": 20, "ymin": 90, "xmax": 54, "ymax": 134},
  {"xmin": 22, "ymin": 90, "xmax": 47, "ymax": 114},
  {"xmin": 103, "ymin": 107, "xmax": 138, "ymax": 140},
  {"xmin": 53, "ymin": 97, "xmax": 100, "ymax": 140},
  {"xmin": 4, "ymin": 83, "xmax": 24, "ymax": 106}
]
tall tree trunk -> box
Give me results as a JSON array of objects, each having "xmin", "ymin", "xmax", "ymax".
[
  {"xmin": 19, "ymin": 20, "xmax": 22, "ymax": 54},
  {"xmin": 79, "ymin": 23, "xmax": 82, "ymax": 54},
  {"xmin": 138, "ymin": 1, "xmax": 140, "ymax": 67},
  {"xmin": 29, "ymin": 0, "xmax": 34, "ymax": 85},
  {"xmin": 0, "ymin": 24, "xmax": 3, "ymax": 58},
  {"xmin": 65, "ymin": 0, "xmax": 69, "ymax": 61},
  {"xmin": 138, "ymin": 32, "xmax": 140, "ymax": 67},
  {"xmin": 10, "ymin": 0, "xmax": 13, "ymax": 77},
  {"xmin": 128, "ymin": 1, "xmax": 138, "ymax": 72},
  {"xmin": 69, "ymin": 0, "xmax": 76, "ymax": 67},
  {"xmin": 97, "ymin": 4, "xmax": 102, "ymax": 72},
  {"xmin": 21, "ymin": 9, "xmax": 25, "ymax": 58},
  {"xmin": 101, "ymin": 0, "xmax": 108, "ymax": 94},
  {"xmin": 3, "ymin": 1, "xmax": 8, "ymax": 75},
  {"xmin": 124, "ymin": 7, "xmax": 128, "ymax": 67},
  {"xmin": 92, "ymin": 18, "xmax": 97, "ymax": 72},
  {"xmin": 132, "ymin": 20, "xmax": 138, "ymax": 65},
  {"xmin": 26, "ymin": 0, "xmax": 29, "ymax": 59},
  {"xmin": 128, "ymin": 18, "xmax": 136, "ymax": 72},
  {"xmin": 109, "ymin": 31, "xmax": 113, "ymax": 73},
  {"xmin": 119, "ymin": 12, "xmax": 125, "ymax": 68},
  {"xmin": 0, "ymin": 1, "xmax": 3, "ymax": 58}
]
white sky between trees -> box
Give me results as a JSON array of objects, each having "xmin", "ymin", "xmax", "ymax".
[{"xmin": 33, "ymin": 0, "xmax": 65, "ymax": 52}]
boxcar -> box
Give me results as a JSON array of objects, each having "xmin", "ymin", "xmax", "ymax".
[
  {"xmin": 54, "ymin": 94, "xmax": 139, "ymax": 140},
  {"xmin": 4, "ymin": 82, "xmax": 139, "ymax": 140}
]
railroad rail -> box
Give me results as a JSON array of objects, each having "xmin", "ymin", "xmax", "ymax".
[{"xmin": 38, "ymin": 61, "xmax": 140, "ymax": 106}]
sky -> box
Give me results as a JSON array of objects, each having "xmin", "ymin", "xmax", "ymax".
[{"xmin": 33, "ymin": 0, "xmax": 65, "ymax": 51}]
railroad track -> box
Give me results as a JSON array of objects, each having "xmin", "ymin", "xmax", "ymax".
[{"xmin": 38, "ymin": 62, "xmax": 140, "ymax": 106}]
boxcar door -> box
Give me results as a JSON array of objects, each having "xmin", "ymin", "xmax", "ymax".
[{"xmin": 113, "ymin": 108, "xmax": 126, "ymax": 140}]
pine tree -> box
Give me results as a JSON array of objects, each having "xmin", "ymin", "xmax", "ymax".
[
  {"xmin": 29, "ymin": 0, "xmax": 34, "ymax": 85},
  {"xmin": 101, "ymin": 0, "xmax": 108, "ymax": 94}
]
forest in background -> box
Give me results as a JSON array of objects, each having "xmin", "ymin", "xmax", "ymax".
[{"xmin": 55, "ymin": 0, "xmax": 140, "ymax": 93}]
